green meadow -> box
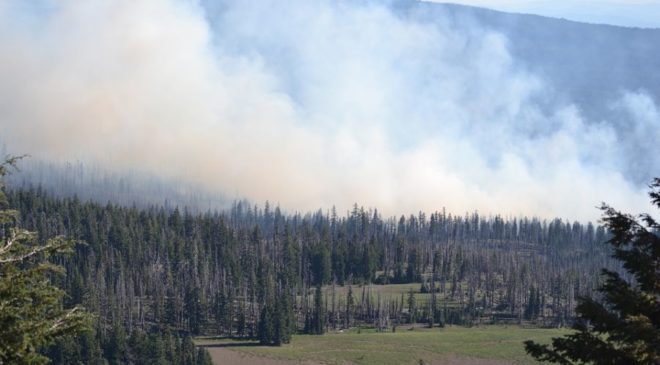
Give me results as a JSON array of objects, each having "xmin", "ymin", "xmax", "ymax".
[{"xmin": 197, "ymin": 326, "xmax": 568, "ymax": 365}]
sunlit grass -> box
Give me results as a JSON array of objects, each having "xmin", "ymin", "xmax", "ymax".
[{"xmin": 198, "ymin": 326, "xmax": 569, "ymax": 365}]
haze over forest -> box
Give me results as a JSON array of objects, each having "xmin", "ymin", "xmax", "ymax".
[
  {"xmin": 2, "ymin": 0, "xmax": 659, "ymax": 221},
  {"xmin": 2, "ymin": 2, "xmax": 659, "ymax": 365}
]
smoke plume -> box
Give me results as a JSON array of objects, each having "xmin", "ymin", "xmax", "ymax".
[{"xmin": 0, "ymin": 0, "xmax": 657, "ymax": 221}]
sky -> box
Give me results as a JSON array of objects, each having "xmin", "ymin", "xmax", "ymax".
[
  {"xmin": 0, "ymin": 0, "xmax": 657, "ymax": 222},
  {"xmin": 431, "ymin": 0, "xmax": 660, "ymax": 28}
]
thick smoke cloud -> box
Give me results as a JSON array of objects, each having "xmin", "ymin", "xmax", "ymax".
[{"xmin": 0, "ymin": 0, "xmax": 656, "ymax": 221}]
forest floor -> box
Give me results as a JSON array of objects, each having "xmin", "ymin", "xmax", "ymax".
[{"xmin": 196, "ymin": 326, "xmax": 567, "ymax": 365}]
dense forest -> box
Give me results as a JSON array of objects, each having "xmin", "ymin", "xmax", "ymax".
[{"xmin": 6, "ymin": 185, "xmax": 619, "ymax": 359}]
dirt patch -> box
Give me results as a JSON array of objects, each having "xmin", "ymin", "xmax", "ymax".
[
  {"xmin": 204, "ymin": 347, "xmax": 514, "ymax": 365},
  {"xmin": 428, "ymin": 357, "xmax": 514, "ymax": 365},
  {"xmin": 204, "ymin": 346, "xmax": 320, "ymax": 365}
]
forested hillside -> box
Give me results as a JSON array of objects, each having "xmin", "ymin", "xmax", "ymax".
[
  {"xmin": 8, "ymin": 187, "xmax": 617, "ymax": 357},
  {"xmin": 1, "ymin": 0, "xmax": 657, "ymax": 364},
  {"xmin": 407, "ymin": 1, "xmax": 660, "ymax": 126}
]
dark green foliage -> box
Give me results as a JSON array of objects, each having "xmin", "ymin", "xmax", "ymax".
[
  {"xmin": 407, "ymin": 288, "xmax": 417, "ymax": 324},
  {"xmin": 276, "ymin": 291, "xmax": 295, "ymax": 344},
  {"xmin": 2, "ymin": 159, "xmax": 627, "ymax": 360},
  {"xmin": 258, "ymin": 304, "xmax": 275, "ymax": 345},
  {"xmin": 48, "ymin": 328, "xmax": 212, "ymax": 365},
  {"xmin": 406, "ymin": 248, "xmax": 421, "ymax": 283},
  {"xmin": 394, "ymin": 237, "xmax": 406, "ymax": 283},
  {"xmin": 1, "ymin": 157, "xmax": 214, "ymax": 364},
  {"xmin": 345, "ymin": 285, "xmax": 354, "ymax": 328},
  {"xmin": 525, "ymin": 178, "xmax": 660, "ymax": 364},
  {"xmin": 0, "ymin": 156, "xmax": 91, "ymax": 364},
  {"xmin": 311, "ymin": 243, "xmax": 332, "ymax": 285},
  {"xmin": 104, "ymin": 324, "xmax": 128, "ymax": 364},
  {"xmin": 7, "ymin": 185, "xmax": 615, "ymax": 338},
  {"xmin": 311, "ymin": 284, "xmax": 325, "ymax": 335},
  {"xmin": 256, "ymin": 254, "xmax": 295, "ymax": 346},
  {"xmin": 258, "ymin": 293, "xmax": 294, "ymax": 346},
  {"xmin": 524, "ymin": 287, "xmax": 542, "ymax": 320},
  {"xmin": 185, "ymin": 286, "xmax": 204, "ymax": 335}
]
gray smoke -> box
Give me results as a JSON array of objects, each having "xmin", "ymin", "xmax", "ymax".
[{"xmin": 0, "ymin": 0, "xmax": 657, "ymax": 221}]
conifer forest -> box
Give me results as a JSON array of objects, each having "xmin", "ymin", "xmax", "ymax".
[{"xmin": 6, "ymin": 186, "xmax": 617, "ymax": 361}]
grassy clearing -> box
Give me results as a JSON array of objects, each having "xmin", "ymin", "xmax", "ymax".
[
  {"xmin": 319, "ymin": 283, "xmax": 464, "ymax": 307},
  {"xmin": 197, "ymin": 326, "xmax": 568, "ymax": 365}
]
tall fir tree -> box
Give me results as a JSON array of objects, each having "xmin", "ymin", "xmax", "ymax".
[
  {"xmin": 312, "ymin": 284, "xmax": 325, "ymax": 335},
  {"xmin": 525, "ymin": 178, "xmax": 660, "ymax": 364},
  {"xmin": 258, "ymin": 303, "xmax": 274, "ymax": 345}
]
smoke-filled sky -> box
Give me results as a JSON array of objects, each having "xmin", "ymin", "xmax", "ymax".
[{"xmin": 1, "ymin": 0, "xmax": 658, "ymax": 221}]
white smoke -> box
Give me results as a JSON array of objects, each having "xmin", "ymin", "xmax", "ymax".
[{"xmin": 0, "ymin": 0, "xmax": 655, "ymax": 221}]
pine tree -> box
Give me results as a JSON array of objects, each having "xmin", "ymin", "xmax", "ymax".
[
  {"xmin": 312, "ymin": 284, "xmax": 325, "ymax": 334},
  {"xmin": 278, "ymin": 290, "xmax": 294, "ymax": 344},
  {"xmin": 185, "ymin": 286, "xmax": 202, "ymax": 335},
  {"xmin": 216, "ymin": 290, "xmax": 229, "ymax": 335},
  {"xmin": 258, "ymin": 304, "xmax": 274, "ymax": 345},
  {"xmin": 361, "ymin": 245, "xmax": 372, "ymax": 282},
  {"xmin": 406, "ymin": 248, "xmax": 419, "ymax": 283},
  {"xmin": 346, "ymin": 285, "xmax": 354, "ymax": 329},
  {"xmin": 525, "ymin": 178, "xmax": 660, "ymax": 364},
  {"xmin": 525, "ymin": 287, "xmax": 539, "ymax": 320},
  {"xmin": 394, "ymin": 238, "xmax": 405, "ymax": 283},
  {"xmin": 257, "ymin": 290, "xmax": 293, "ymax": 346},
  {"xmin": 0, "ymin": 156, "xmax": 90, "ymax": 364},
  {"xmin": 407, "ymin": 288, "xmax": 417, "ymax": 324}
]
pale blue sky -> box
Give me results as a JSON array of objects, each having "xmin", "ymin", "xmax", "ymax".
[{"xmin": 429, "ymin": 1, "xmax": 660, "ymax": 28}]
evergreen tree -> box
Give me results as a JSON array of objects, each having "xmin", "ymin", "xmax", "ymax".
[
  {"xmin": 273, "ymin": 298, "xmax": 283, "ymax": 346},
  {"xmin": 525, "ymin": 179, "xmax": 660, "ymax": 364},
  {"xmin": 185, "ymin": 286, "xmax": 203, "ymax": 335},
  {"xmin": 276, "ymin": 290, "xmax": 294, "ymax": 344},
  {"xmin": 236, "ymin": 305, "xmax": 246, "ymax": 338},
  {"xmin": 524, "ymin": 287, "xmax": 540, "ymax": 320},
  {"xmin": 361, "ymin": 245, "xmax": 372, "ymax": 282},
  {"xmin": 394, "ymin": 238, "xmax": 405, "ymax": 283},
  {"xmin": 407, "ymin": 288, "xmax": 417, "ymax": 323},
  {"xmin": 345, "ymin": 285, "xmax": 354, "ymax": 328},
  {"xmin": 216, "ymin": 290, "xmax": 229, "ymax": 335},
  {"xmin": 312, "ymin": 284, "xmax": 325, "ymax": 334},
  {"xmin": 258, "ymin": 304, "xmax": 274, "ymax": 345},
  {"xmin": 406, "ymin": 248, "xmax": 420, "ymax": 283},
  {"xmin": 103, "ymin": 324, "xmax": 127, "ymax": 365},
  {"xmin": 0, "ymin": 156, "xmax": 90, "ymax": 364}
]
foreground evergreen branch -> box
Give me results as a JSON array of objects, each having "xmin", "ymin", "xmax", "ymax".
[
  {"xmin": 0, "ymin": 156, "xmax": 91, "ymax": 365},
  {"xmin": 524, "ymin": 178, "xmax": 660, "ymax": 365}
]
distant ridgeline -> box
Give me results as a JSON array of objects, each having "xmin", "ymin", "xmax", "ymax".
[
  {"xmin": 409, "ymin": 0, "xmax": 660, "ymax": 122},
  {"xmin": 8, "ymin": 187, "xmax": 618, "ymax": 357}
]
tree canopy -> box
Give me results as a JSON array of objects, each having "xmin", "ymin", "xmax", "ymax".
[
  {"xmin": 0, "ymin": 156, "xmax": 90, "ymax": 364},
  {"xmin": 525, "ymin": 178, "xmax": 660, "ymax": 364}
]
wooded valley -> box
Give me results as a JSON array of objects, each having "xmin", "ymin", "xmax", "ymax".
[{"xmin": 6, "ymin": 186, "xmax": 619, "ymax": 361}]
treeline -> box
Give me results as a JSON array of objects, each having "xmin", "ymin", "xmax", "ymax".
[
  {"xmin": 8, "ymin": 188, "xmax": 617, "ymax": 356},
  {"xmin": 45, "ymin": 330, "xmax": 211, "ymax": 365}
]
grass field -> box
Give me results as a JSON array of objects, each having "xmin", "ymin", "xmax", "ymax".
[
  {"xmin": 197, "ymin": 326, "xmax": 568, "ymax": 365},
  {"xmin": 319, "ymin": 283, "xmax": 466, "ymax": 308}
]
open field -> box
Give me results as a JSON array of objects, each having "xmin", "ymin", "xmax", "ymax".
[
  {"xmin": 197, "ymin": 326, "xmax": 568, "ymax": 365},
  {"xmin": 323, "ymin": 283, "xmax": 428, "ymax": 298},
  {"xmin": 318, "ymin": 283, "xmax": 466, "ymax": 307}
]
